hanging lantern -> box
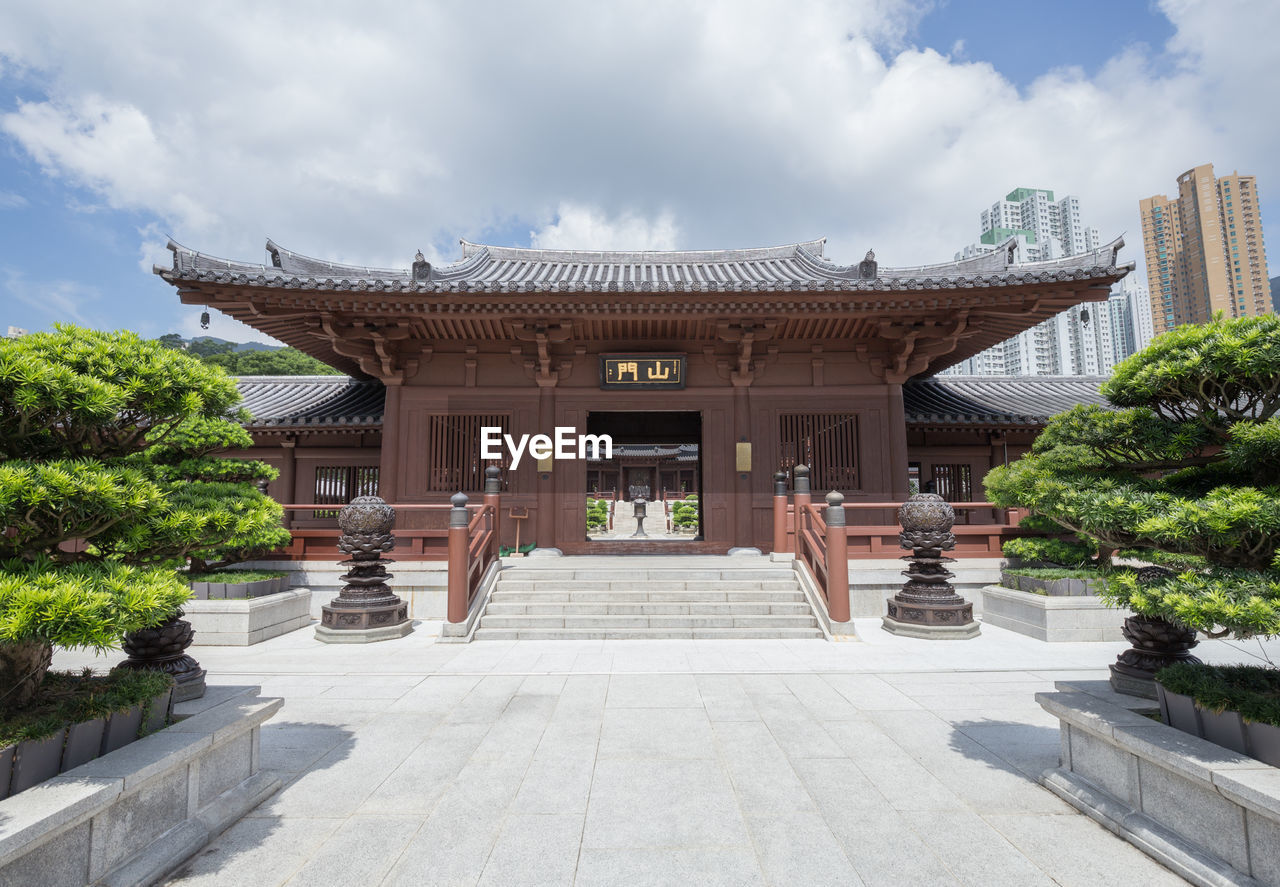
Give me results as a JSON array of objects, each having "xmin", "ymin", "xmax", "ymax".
[{"xmin": 200, "ymin": 309, "xmax": 210, "ymax": 330}]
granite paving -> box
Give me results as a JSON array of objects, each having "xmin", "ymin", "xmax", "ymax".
[{"xmin": 55, "ymin": 614, "xmax": 1280, "ymax": 886}]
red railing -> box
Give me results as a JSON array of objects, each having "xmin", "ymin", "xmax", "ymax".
[
  {"xmin": 277, "ymin": 467, "xmax": 504, "ymax": 626},
  {"xmin": 775, "ymin": 465, "xmax": 1037, "ymax": 623}
]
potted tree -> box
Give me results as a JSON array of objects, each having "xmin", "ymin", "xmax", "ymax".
[
  {"xmin": 986, "ymin": 315, "xmax": 1280, "ymax": 759},
  {"xmin": 0, "ymin": 325, "xmax": 279, "ymax": 790}
]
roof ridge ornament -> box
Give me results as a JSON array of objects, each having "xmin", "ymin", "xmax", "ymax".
[
  {"xmin": 412, "ymin": 250, "xmax": 432, "ymax": 282},
  {"xmin": 859, "ymin": 249, "xmax": 877, "ymax": 280}
]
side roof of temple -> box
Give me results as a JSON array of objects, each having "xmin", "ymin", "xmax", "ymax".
[
  {"xmin": 234, "ymin": 375, "xmax": 1112, "ymax": 432},
  {"xmin": 158, "ymin": 235, "xmax": 1131, "ymax": 294}
]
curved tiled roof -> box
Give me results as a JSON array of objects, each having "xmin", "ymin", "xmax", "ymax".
[
  {"xmin": 904, "ymin": 376, "xmax": 1109, "ymax": 426},
  {"xmin": 235, "ymin": 376, "xmax": 384, "ymax": 428},
  {"xmin": 233, "ymin": 375, "xmax": 1109, "ymax": 432},
  {"xmin": 158, "ymin": 235, "xmax": 1130, "ymax": 294}
]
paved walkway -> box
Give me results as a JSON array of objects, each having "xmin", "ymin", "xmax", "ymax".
[{"xmin": 56, "ymin": 620, "xmax": 1280, "ymax": 886}]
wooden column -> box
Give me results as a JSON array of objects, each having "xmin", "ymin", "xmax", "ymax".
[
  {"xmin": 535, "ymin": 385, "xmax": 555, "ymax": 548},
  {"xmin": 772, "ymin": 471, "xmax": 789, "ymax": 554},
  {"xmin": 380, "ymin": 383, "xmax": 403, "ymax": 503},
  {"xmin": 733, "ymin": 385, "xmax": 752, "ymax": 548},
  {"xmin": 279, "ymin": 439, "xmax": 297, "ymax": 528},
  {"xmin": 887, "ymin": 383, "xmax": 910, "ymax": 500},
  {"xmin": 483, "ymin": 466, "xmax": 502, "ymax": 562},
  {"xmin": 824, "ymin": 490, "xmax": 850, "ymax": 623},
  {"xmin": 446, "ymin": 493, "xmax": 469, "ymax": 624}
]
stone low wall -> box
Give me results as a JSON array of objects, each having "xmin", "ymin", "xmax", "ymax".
[
  {"xmin": 184, "ymin": 589, "xmax": 313, "ymax": 645},
  {"xmin": 981, "ymin": 585, "xmax": 1127, "ymax": 642},
  {"xmin": 0, "ymin": 691, "xmax": 282, "ymax": 887},
  {"xmin": 844, "ymin": 557, "xmax": 1002, "ymax": 618},
  {"xmin": 242, "ymin": 560, "xmax": 448, "ymax": 619},
  {"xmin": 1038, "ymin": 681, "xmax": 1280, "ymax": 887}
]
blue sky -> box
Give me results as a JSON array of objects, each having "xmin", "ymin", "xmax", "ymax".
[{"xmin": 0, "ymin": 0, "xmax": 1274, "ymax": 343}]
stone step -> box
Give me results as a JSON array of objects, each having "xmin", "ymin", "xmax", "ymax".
[
  {"xmin": 495, "ymin": 569, "xmax": 796, "ymax": 583},
  {"xmin": 479, "ymin": 614, "xmax": 820, "ymax": 630},
  {"xmin": 492, "ymin": 579, "xmax": 801, "ymax": 593},
  {"xmin": 489, "ymin": 590, "xmax": 808, "ymax": 604},
  {"xmin": 471, "ymin": 627, "xmax": 825, "ymax": 640},
  {"xmin": 484, "ymin": 601, "xmax": 814, "ymax": 616}
]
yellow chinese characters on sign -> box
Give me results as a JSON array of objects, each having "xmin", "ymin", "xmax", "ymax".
[{"xmin": 600, "ymin": 355, "xmax": 686, "ymax": 389}]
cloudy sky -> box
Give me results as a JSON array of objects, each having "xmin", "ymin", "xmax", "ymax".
[{"xmin": 0, "ymin": 0, "xmax": 1275, "ymax": 343}]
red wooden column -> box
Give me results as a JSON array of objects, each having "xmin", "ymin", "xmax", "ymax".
[
  {"xmin": 483, "ymin": 466, "xmax": 502, "ymax": 561},
  {"xmin": 772, "ymin": 470, "xmax": 789, "ymax": 554},
  {"xmin": 446, "ymin": 492, "xmax": 470, "ymax": 624},
  {"xmin": 824, "ymin": 490, "xmax": 850, "ymax": 623},
  {"xmin": 380, "ymin": 383, "xmax": 403, "ymax": 503},
  {"xmin": 886, "ymin": 383, "xmax": 910, "ymax": 500}
]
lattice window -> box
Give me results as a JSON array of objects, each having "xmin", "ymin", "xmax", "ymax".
[
  {"xmin": 931, "ymin": 463, "xmax": 972, "ymax": 502},
  {"xmin": 313, "ymin": 465, "xmax": 380, "ymax": 517},
  {"xmin": 425, "ymin": 413, "xmax": 511, "ymax": 492},
  {"xmin": 778, "ymin": 413, "xmax": 859, "ymax": 491}
]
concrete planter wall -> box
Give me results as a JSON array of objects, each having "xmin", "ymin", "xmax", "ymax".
[
  {"xmin": 188, "ymin": 575, "xmax": 287, "ymax": 600},
  {"xmin": 1038, "ymin": 681, "xmax": 1280, "ymax": 887},
  {"xmin": 837, "ymin": 557, "xmax": 1001, "ymax": 618},
  {"xmin": 243, "ymin": 560, "xmax": 449, "ymax": 619},
  {"xmin": 980, "ymin": 585, "xmax": 1127, "ymax": 642},
  {"xmin": 0, "ymin": 692, "xmax": 282, "ymax": 887},
  {"xmin": 999, "ymin": 571, "xmax": 1105, "ymax": 597},
  {"xmin": 182, "ymin": 588, "xmax": 312, "ymax": 645}
]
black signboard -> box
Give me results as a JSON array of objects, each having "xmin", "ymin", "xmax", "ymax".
[{"xmin": 599, "ymin": 354, "xmax": 686, "ymax": 389}]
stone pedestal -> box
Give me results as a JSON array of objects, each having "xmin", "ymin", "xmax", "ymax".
[
  {"xmin": 1109, "ymin": 567, "xmax": 1201, "ymax": 698},
  {"xmin": 317, "ymin": 496, "xmax": 412, "ymax": 643},
  {"xmin": 883, "ymin": 493, "xmax": 980, "ymax": 639},
  {"xmin": 116, "ymin": 610, "xmax": 206, "ymax": 701}
]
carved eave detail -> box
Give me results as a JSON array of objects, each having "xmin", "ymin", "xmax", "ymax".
[
  {"xmin": 704, "ymin": 320, "xmax": 780, "ymax": 387},
  {"xmin": 506, "ymin": 319, "xmax": 575, "ymax": 388},
  {"xmin": 305, "ymin": 315, "xmax": 428, "ymax": 384},
  {"xmin": 855, "ymin": 312, "xmax": 973, "ymax": 383}
]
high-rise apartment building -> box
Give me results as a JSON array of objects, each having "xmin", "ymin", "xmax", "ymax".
[
  {"xmin": 946, "ymin": 187, "xmax": 1144, "ymax": 377},
  {"xmin": 1140, "ymin": 163, "xmax": 1272, "ymax": 335}
]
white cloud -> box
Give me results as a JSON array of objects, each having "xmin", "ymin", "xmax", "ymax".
[
  {"xmin": 0, "ymin": 191, "xmax": 27, "ymax": 208},
  {"xmin": 530, "ymin": 203, "xmax": 679, "ymax": 251},
  {"xmin": 0, "ymin": 0, "xmax": 1275, "ymax": 294},
  {"xmin": 2, "ymin": 269, "xmax": 99, "ymax": 327}
]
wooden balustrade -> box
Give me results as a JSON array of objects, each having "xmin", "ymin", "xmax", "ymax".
[{"xmin": 776, "ymin": 464, "xmax": 1034, "ymax": 621}]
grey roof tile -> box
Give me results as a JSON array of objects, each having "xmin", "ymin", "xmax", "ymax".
[
  {"xmin": 233, "ymin": 376, "xmax": 1110, "ymax": 432},
  {"xmin": 158, "ymin": 236, "xmax": 1131, "ymax": 294}
]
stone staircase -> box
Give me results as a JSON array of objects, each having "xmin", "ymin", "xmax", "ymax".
[{"xmin": 472, "ymin": 557, "xmax": 824, "ymax": 640}]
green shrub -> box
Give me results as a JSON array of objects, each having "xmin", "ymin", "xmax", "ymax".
[
  {"xmin": 985, "ymin": 316, "xmax": 1280, "ymax": 640},
  {"xmin": 0, "ymin": 668, "xmax": 174, "ymax": 747},
  {"xmin": 1002, "ymin": 536, "xmax": 1097, "ymax": 568},
  {"xmin": 0, "ymin": 325, "xmax": 290, "ymax": 714},
  {"xmin": 185, "ymin": 569, "xmax": 288, "ymax": 584},
  {"xmin": 1156, "ymin": 662, "xmax": 1280, "ymax": 727}
]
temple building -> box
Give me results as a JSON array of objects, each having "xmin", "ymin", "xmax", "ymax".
[{"xmin": 156, "ymin": 236, "xmax": 1130, "ymax": 555}]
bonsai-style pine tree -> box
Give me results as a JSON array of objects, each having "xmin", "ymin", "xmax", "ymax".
[
  {"xmin": 985, "ymin": 315, "xmax": 1280, "ymax": 641},
  {"xmin": 0, "ymin": 325, "xmax": 289, "ymax": 715}
]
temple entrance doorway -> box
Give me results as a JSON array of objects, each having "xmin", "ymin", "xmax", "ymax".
[{"xmin": 583, "ymin": 411, "xmax": 702, "ymax": 543}]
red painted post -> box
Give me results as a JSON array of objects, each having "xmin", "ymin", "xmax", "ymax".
[
  {"xmin": 824, "ymin": 490, "xmax": 850, "ymax": 623},
  {"xmin": 792, "ymin": 465, "xmax": 811, "ymax": 558},
  {"xmin": 447, "ymin": 492, "xmax": 470, "ymax": 624},
  {"xmin": 772, "ymin": 470, "xmax": 789, "ymax": 554},
  {"xmin": 484, "ymin": 466, "xmax": 502, "ymax": 563}
]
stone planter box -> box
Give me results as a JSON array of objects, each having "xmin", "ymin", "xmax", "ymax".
[
  {"xmin": 980, "ymin": 584, "xmax": 1127, "ymax": 641},
  {"xmin": 0, "ymin": 692, "xmax": 282, "ymax": 887},
  {"xmin": 1038, "ymin": 681, "xmax": 1280, "ymax": 887},
  {"xmin": 188, "ymin": 575, "xmax": 287, "ymax": 600},
  {"xmin": 1, "ymin": 688, "xmax": 175, "ymax": 800},
  {"xmin": 183, "ymin": 588, "xmax": 311, "ymax": 645},
  {"xmin": 999, "ymin": 570, "xmax": 1105, "ymax": 596},
  {"xmin": 1157, "ymin": 683, "xmax": 1280, "ymax": 768}
]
